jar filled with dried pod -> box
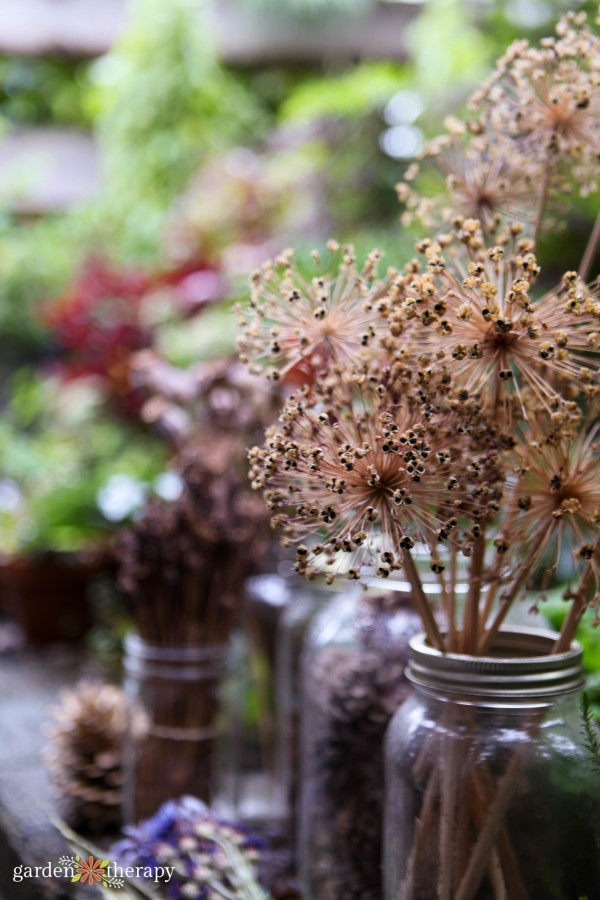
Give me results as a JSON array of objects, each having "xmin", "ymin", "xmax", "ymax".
[{"xmin": 298, "ymin": 577, "xmax": 424, "ymax": 900}]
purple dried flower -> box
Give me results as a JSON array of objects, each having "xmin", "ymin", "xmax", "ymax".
[{"xmin": 112, "ymin": 797, "xmax": 268, "ymax": 900}]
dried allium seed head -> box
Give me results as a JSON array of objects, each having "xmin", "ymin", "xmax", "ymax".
[
  {"xmin": 400, "ymin": 225, "xmax": 600, "ymax": 424},
  {"xmin": 237, "ymin": 245, "xmax": 409, "ymax": 385},
  {"xmin": 470, "ymin": 13, "xmax": 600, "ymax": 197},
  {"xmin": 397, "ymin": 131, "xmax": 537, "ymax": 236},
  {"xmin": 248, "ymin": 378, "xmax": 486, "ymax": 579},
  {"xmin": 511, "ymin": 416, "xmax": 600, "ymax": 580}
]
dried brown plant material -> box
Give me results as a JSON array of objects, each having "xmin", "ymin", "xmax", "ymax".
[
  {"xmin": 117, "ymin": 433, "xmax": 269, "ymax": 646},
  {"xmin": 470, "ymin": 11, "xmax": 600, "ymax": 198},
  {"xmin": 249, "ymin": 381, "xmax": 478, "ymax": 577},
  {"xmin": 510, "ymin": 414, "xmax": 600, "ymax": 583},
  {"xmin": 402, "ymin": 226, "xmax": 600, "ymax": 423},
  {"xmin": 236, "ymin": 244, "xmax": 409, "ymax": 385},
  {"xmin": 397, "ymin": 128, "xmax": 537, "ymax": 236},
  {"xmin": 236, "ymin": 12, "xmax": 600, "ymax": 662},
  {"xmin": 247, "ymin": 372, "xmax": 509, "ymax": 652},
  {"xmin": 44, "ymin": 681, "xmax": 131, "ymax": 834}
]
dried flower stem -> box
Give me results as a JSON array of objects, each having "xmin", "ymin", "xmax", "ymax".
[
  {"xmin": 403, "ymin": 550, "xmax": 445, "ymax": 651},
  {"xmin": 447, "ymin": 548, "xmax": 459, "ymax": 650},
  {"xmin": 462, "ymin": 535, "xmax": 486, "ymax": 654},
  {"xmin": 455, "ymin": 750, "xmax": 524, "ymax": 900},
  {"xmin": 455, "ymin": 781, "xmax": 472, "ymax": 890},
  {"xmin": 532, "ymin": 160, "xmax": 553, "ymax": 245},
  {"xmin": 477, "ymin": 528, "xmax": 548, "ymax": 654},
  {"xmin": 438, "ymin": 725, "xmax": 459, "ymax": 899},
  {"xmin": 471, "ymin": 769, "xmax": 531, "ymax": 900},
  {"xmin": 488, "ymin": 849, "xmax": 509, "ymax": 900},
  {"xmin": 434, "ymin": 565, "xmax": 455, "ymax": 647},
  {"xmin": 554, "ymin": 533, "xmax": 600, "ymax": 652},
  {"xmin": 399, "ymin": 765, "xmax": 440, "ymax": 900},
  {"xmin": 579, "ymin": 211, "xmax": 600, "ymax": 281}
]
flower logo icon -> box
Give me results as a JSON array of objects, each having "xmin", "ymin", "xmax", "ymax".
[{"xmin": 72, "ymin": 856, "xmax": 109, "ymax": 886}]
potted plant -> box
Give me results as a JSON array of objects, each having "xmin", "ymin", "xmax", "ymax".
[{"xmin": 0, "ymin": 370, "xmax": 167, "ymax": 643}]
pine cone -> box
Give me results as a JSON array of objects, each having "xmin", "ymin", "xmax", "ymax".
[{"xmin": 43, "ymin": 681, "xmax": 131, "ymax": 834}]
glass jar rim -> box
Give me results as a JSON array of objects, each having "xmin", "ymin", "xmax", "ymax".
[{"xmin": 407, "ymin": 626, "xmax": 584, "ymax": 698}]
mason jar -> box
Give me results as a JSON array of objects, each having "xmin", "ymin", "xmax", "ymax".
[
  {"xmin": 299, "ymin": 578, "xmax": 423, "ymax": 900},
  {"xmin": 384, "ymin": 627, "xmax": 600, "ymax": 900},
  {"xmin": 122, "ymin": 634, "xmax": 228, "ymax": 823}
]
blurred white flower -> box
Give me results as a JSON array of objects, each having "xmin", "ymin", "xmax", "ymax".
[
  {"xmin": 154, "ymin": 472, "xmax": 184, "ymax": 502},
  {"xmin": 0, "ymin": 479, "xmax": 22, "ymax": 513},
  {"xmin": 97, "ymin": 474, "xmax": 148, "ymax": 522}
]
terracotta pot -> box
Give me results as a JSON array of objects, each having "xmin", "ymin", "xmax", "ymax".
[{"xmin": 0, "ymin": 551, "xmax": 112, "ymax": 645}]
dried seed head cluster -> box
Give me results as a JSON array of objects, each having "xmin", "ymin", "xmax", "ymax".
[
  {"xmin": 248, "ymin": 378, "xmax": 499, "ymax": 582},
  {"xmin": 401, "ymin": 223, "xmax": 600, "ymax": 423},
  {"xmin": 237, "ymin": 243, "xmax": 409, "ymax": 385},
  {"xmin": 239, "ymin": 7, "xmax": 600, "ymax": 655},
  {"xmin": 397, "ymin": 124, "xmax": 537, "ymax": 236},
  {"xmin": 510, "ymin": 416, "xmax": 600, "ymax": 582},
  {"xmin": 471, "ymin": 11, "xmax": 600, "ymax": 197},
  {"xmin": 398, "ymin": 12, "xmax": 600, "ymax": 242}
]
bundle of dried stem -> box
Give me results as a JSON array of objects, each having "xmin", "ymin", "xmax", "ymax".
[
  {"xmin": 117, "ymin": 433, "xmax": 270, "ymax": 647},
  {"xmin": 237, "ymin": 10, "xmax": 600, "ymax": 897},
  {"xmin": 240, "ymin": 9, "xmax": 600, "ymax": 661}
]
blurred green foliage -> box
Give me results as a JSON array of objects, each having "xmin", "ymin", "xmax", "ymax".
[
  {"xmin": 0, "ymin": 215, "xmax": 83, "ymax": 346},
  {"xmin": 0, "ymin": 56, "xmax": 93, "ymax": 128},
  {"xmin": 0, "ymin": 371, "xmax": 167, "ymax": 553},
  {"xmin": 86, "ymin": 0, "xmax": 269, "ymax": 260},
  {"xmin": 541, "ymin": 592, "xmax": 600, "ymax": 675},
  {"xmin": 2, "ymin": 0, "xmax": 598, "ymax": 345},
  {"xmin": 279, "ymin": 62, "xmax": 408, "ymax": 122},
  {"xmin": 406, "ymin": 0, "xmax": 494, "ymax": 113},
  {"xmin": 157, "ymin": 301, "xmax": 240, "ymax": 367}
]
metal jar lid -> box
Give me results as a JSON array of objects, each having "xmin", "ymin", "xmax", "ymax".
[{"xmin": 407, "ymin": 627, "xmax": 585, "ymax": 699}]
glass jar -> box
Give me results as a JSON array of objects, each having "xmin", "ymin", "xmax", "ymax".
[
  {"xmin": 299, "ymin": 579, "xmax": 423, "ymax": 900},
  {"xmin": 384, "ymin": 627, "xmax": 600, "ymax": 900},
  {"xmin": 274, "ymin": 577, "xmax": 337, "ymax": 845},
  {"xmin": 122, "ymin": 634, "xmax": 228, "ymax": 823},
  {"xmin": 217, "ymin": 574, "xmax": 292, "ymax": 830}
]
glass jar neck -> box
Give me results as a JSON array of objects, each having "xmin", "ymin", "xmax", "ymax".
[
  {"xmin": 124, "ymin": 632, "xmax": 229, "ymax": 680},
  {"xmin": 407, "ymin": 627, "xmax": 584, "ymax": 705}
]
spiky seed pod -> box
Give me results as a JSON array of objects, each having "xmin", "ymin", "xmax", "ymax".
[
  {"xmin": 510, "ymin": 415, "xmax": 600, "ymax": 591},
  {"xmin": 248, "ymin": 375, "xmax": 494, "ymax": 583},
  {"xmin": 236, "ymin": 243, "xmax": 410, "ymax": 385},
  {"xmin": 401, "ymin": 227, "xmax": 600, "ymax": 424},
  {"xmin": 470, "ymin": 11, "xmax": 600, "ymax": 198},
  {"xmin": 43, "ymin": 681, "xmax": 132, "ymax": 834},
  {"xmin": 397, "ymin": 128, "xmax": 537, "ymax": 236}
]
